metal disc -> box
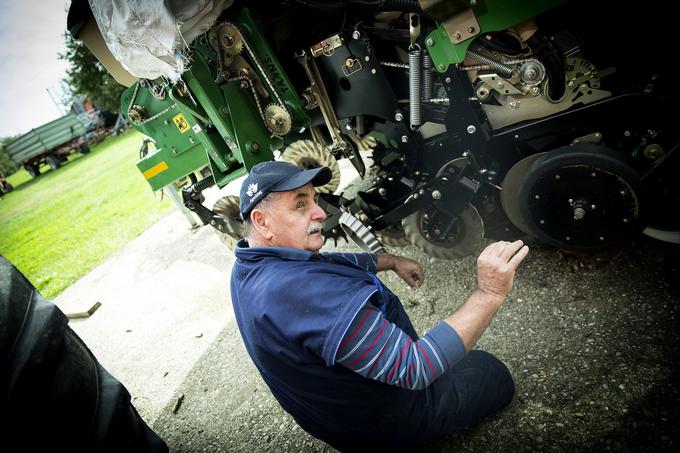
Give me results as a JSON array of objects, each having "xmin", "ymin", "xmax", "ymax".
[
  {"xmin": 517, "ymin": 144, "xmax": 645, "ymax": 250},
  {"xmin": 500, "ymin": 152, "xmax": 547, "ymax": 235},
  {"xmin": 402, "ymin": 204, "xmax": 485, "ymax": 259}
]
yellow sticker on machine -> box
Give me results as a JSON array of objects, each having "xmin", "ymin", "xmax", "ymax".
[
  {"xmin": 143, "ymin": 161, "xmax": 169, "ymax": 180},
  {"xmin": 172, "ymin": 113, "xmax": 190, "ymax": 133}
]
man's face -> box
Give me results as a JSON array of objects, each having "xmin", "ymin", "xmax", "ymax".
[{"xmin": 265, "ymin": 183, "xmax": 327, "ymax": 252}]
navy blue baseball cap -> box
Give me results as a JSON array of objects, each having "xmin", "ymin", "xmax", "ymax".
[{"xmin": 239, "ymin": 161, "xmax": 332, "ymax": 217}]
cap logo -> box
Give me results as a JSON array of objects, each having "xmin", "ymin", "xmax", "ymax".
[{"xmin": 246, "ymin": 183, "xmax": 259, "ymax": 198}]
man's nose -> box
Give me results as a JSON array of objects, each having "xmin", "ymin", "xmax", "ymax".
[{"xmin": 311, "ymin": 201, "xmax": 327, "ymax": 221}]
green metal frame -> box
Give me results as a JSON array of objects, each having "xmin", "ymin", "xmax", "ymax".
[
  {"xmin": 425, "ymin": 0, "xmax": 564, "ymax": 72},
  {"xmin": 124, "ymin": 6, "xmax": 311, "ymax": 192}
]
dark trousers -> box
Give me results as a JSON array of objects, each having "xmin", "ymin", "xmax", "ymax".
[{"xmin": 421, "ymin": 350, "xmax": 515, "ymax": 442}]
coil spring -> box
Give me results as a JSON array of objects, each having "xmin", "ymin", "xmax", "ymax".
[
  {"xmin": 423, "ymin": 54, "xmax": 433, "ymax": 101},
  {"xmin": 189, "ymin": 175, "xmax": 216, "ymax": 193},
  {"xmin": 466, "ymin": 49, "xmax": 513, "ymax": 78},
  {"xmin": 409, "ymin": 47, "xmax": 422, "ymax": 128}
]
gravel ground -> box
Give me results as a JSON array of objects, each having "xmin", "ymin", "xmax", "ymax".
[{"xmin": 151, "ymin": 234, "xmax": 680, "ymax": 452}]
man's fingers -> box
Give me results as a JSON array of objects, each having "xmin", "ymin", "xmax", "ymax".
[
  {"xmin": 481, "ymin": 241, "xmax": 504, "ymax": 258},
  {"xmin": 500, "ymin": 240, "xmax": 525, "ymax": 261},
  {"xmin": 508, "ymin": 245, "xmax": 529, "ymax": 268}
]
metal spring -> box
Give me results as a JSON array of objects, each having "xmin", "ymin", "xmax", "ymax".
[
  {"xmin": 189, "ymin": 175, "xmax": 216, "ymax": 193},
  {"xmin": 423, "ymin": 54, "xmax": 433, "ymax": 101},
  {"xmin": 409, "ymin": 48, "xmax": 422, "ymax": 128},
  {"xmin": 466, "ymin": 49, "xmax": 513, "ymax": 78}
]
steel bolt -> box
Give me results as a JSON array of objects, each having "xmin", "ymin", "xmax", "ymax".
[
  {"xmin": 535, "ymin": 194, "xmax": 540, "ymax": 199},
  {"xmin": 623, "ymin": 218, "xmax": 629, "ymax": 223},
  {"xmin": 591, "ymin": 204, "xmax": 596, "ymax": 210},
  {"xmin": 395, "ymin": 112, "xmax": 404, "ymax": 122},
  {"xmin": 432, "ymin": 190, "xmax": 442, "ymax": 200},
  {"xmin": 573, "ymin": 207, "xmax": 586, "ymax": 220},
  {"xmin": 624, "ymin": 130, "xmax": 631, "ymax": 137},
  {"xmin": 445, "ymin": 77, "xmax": 451, "ymax": 83},
  {"xmin": 467, "ymin": 26, "xmax": 475, "ymax": 33},
  {"xmin": 591, "ymin": 172, "xmax": 597, "ymax": 177},
  {"xmin": 434, "ymin": 229, "xmax": 441, "ymax": 236},
  {"xmin": 453, "ymin": 32, "xmax": 462, "ymax": 40},
  {"xmin": 540, "ymin": 219, "xmax": 545, "ymax": 224},
  {"xmin": 439, "ymin": 64, "xmax": 445, "ymax": 70},
  {"xmin": 565, "ymin": 236, "xmax": 571, "ymax": 241},
  {"xmin": 401, "ymin": 135, "xmax": 408, "ymax": 143},
  {"xmin": 426, "ymin": 38, "xmax": 434, "ymax": 46},
  {"xmin": 378, "ymin": 188, "xmax": 387, "ymax": 196},
  {"xmin": 352, "ymin": 30, "xmax": 361, "ymax": 40},
  {"xmin": 467, "ymin": 125, "xmax": 476, "ymax": 134},
  {"xmin": 620, "ymin": 190, "xmax": 626, "ymax": 196},
  {"xmin": 599, "ymin": 236, "xmax": 605, "ymax": 241},
  {"xmin": 345, "ymin": 123, "xmax": 353, "ymax": 131},
  {"xmin": 371, "ymin": 68, "xmax": 377, "ymax": 74},
  {"xmin": 555, "ymin": 174, "xmax": 561, "ymax": 180}
]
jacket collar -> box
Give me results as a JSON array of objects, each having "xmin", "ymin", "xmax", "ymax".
[{"xmin": 235, "ymin": 238, "xmax": 314, "ymax": 261}]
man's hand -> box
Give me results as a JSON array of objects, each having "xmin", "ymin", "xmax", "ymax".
[
  {"xmin": 376, "ymin": 253, "xmax": 424, "ymax": 288},
  {"xmin": 476, "ymin": 240, "xmax": 529, "ymax": 299}
]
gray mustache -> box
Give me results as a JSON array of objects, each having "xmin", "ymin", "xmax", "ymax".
[{"xmin": 307, "ymin": 222, "xmax": 324, "ymax": 234}]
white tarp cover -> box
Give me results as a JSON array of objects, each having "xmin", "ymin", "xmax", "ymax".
[{"xmin": 89, "ymin": 0, "xmax": 234, "ymax": 82}]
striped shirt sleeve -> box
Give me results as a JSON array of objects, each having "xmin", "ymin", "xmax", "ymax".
[
  {"xmin": 318, "ymin": 252, "xmax": 377, "ymax": 273},
  {"xmin": 335, "ymin": 303, "xmax": 466, "ymax": 390}
]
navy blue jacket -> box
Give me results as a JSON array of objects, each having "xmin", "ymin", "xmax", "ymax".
[{"xmin": 231, "ymin": 240, "xmax": 433, "ymax": 450}]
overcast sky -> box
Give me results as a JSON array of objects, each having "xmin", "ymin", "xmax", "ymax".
[{"xmin": 0, "ymin": 0, "xmax": 72, "ymax": 138}]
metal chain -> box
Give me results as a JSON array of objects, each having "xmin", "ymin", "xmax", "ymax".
[
  {"xmin": 236, "ymin": 24, "xmax": 286, "ymax": 109},
  {"xmin": 127, "ymin": 82, "xmax": 178, "ymax": 126}
]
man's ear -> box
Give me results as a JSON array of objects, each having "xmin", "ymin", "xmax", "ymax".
[{"xmin": 251, "ymin": 209, "xmax": 273, "ymax": 240}]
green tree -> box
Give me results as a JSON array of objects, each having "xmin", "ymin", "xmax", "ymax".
[
  {"xmin": 59, "ymin": 32, "xmax": 126, "ymax": 113},
  {"xmin": 0, "ymin": 137, "xmax": 18, "ymax": 176}
]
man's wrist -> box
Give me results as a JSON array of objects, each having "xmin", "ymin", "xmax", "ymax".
[
  {"xmin": 376, "ymin": 252, "xmax": 396, "ymax": 272},
  {"xmin": 473, "ymin": 288, "xmax": 506, "ymax": 306}
]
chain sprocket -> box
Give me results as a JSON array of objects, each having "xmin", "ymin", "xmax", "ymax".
[
  {"xmin": 264, "ymin": 104, "xmax": 292, "ymax": 135},
  {"xmin": 217, "ymin": 23, "xmax": 244, "ymax": 56}
]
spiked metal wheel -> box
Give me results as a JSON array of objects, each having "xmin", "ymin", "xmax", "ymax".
[
  {"xmin": 212, "ymin": 195, "xmax": 243, "ymax": 250},
  {"xmin": 279, "ymin": 140, "xmax": 341, "ymax": 193}
]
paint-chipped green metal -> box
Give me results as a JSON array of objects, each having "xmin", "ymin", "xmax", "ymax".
[
  {"xmin": 123, "ymin": 6, "xmax": 310, "ymax": 191},
  {"xmin": 236, "ymin": 8, "xmax": 310, "ymax": 131},
  {"xmin": 121, "ymin": 84, "xmax": 209, "ymax": 191},
  {"xmin": 182, "ymin": 50, "xmax": 278, "ymax": 187},
  {"xmin": 425, "ymin": 0, "xmax": 564, "ymax": 72}
]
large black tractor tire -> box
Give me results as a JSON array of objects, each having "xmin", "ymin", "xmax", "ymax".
[
  {"xmin": 25, "ymin": 163, "xmax": 40, "ymax": 178},
  {"xmin": 0, "ymin": 255, "xmax": 168, "ymax": 453},
  {"xmin": 46, "ymin": 154, "xmax": 61, "ymax": 170}
]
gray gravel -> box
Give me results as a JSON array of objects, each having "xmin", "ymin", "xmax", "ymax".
[{"xmin": 151, "ymin": 236, "xmax": 680, "ymax": 452}]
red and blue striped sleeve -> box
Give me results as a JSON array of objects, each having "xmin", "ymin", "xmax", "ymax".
[{"xmin": 335, "ymin": 304, "xmax": 466, "ymax": 390}]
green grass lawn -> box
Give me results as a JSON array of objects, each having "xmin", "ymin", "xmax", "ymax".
[{"xmin": 0, "ymin": 130, "xmax": 174, "ymax": 299}]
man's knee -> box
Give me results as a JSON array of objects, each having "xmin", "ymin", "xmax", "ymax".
[{"xmin": 466, "ymin": 350, "xmax": 515, "ymax": 407}]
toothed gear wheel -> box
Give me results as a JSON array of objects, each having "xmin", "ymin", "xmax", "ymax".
[
  {"xmin": 339, "ymin": 211, "xmax": 385, "ymax": 253},
  {"xmin": 279, "ymin": 140, "xmax": 340, "ymax": 194},
  {"xmin": 402, "ymin": 204, "xmax": 485, "ymax": 259},
  {"xmin": 218, "ymin": 23, "xmax": 244, "ymax": 56},
  {"xmin": 212, "ymin": 195, "xmax": 243, "ymax": 250},
  {"xmin": 264, "ymin": 104, "xmax": 292, "ymax": 135}
]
